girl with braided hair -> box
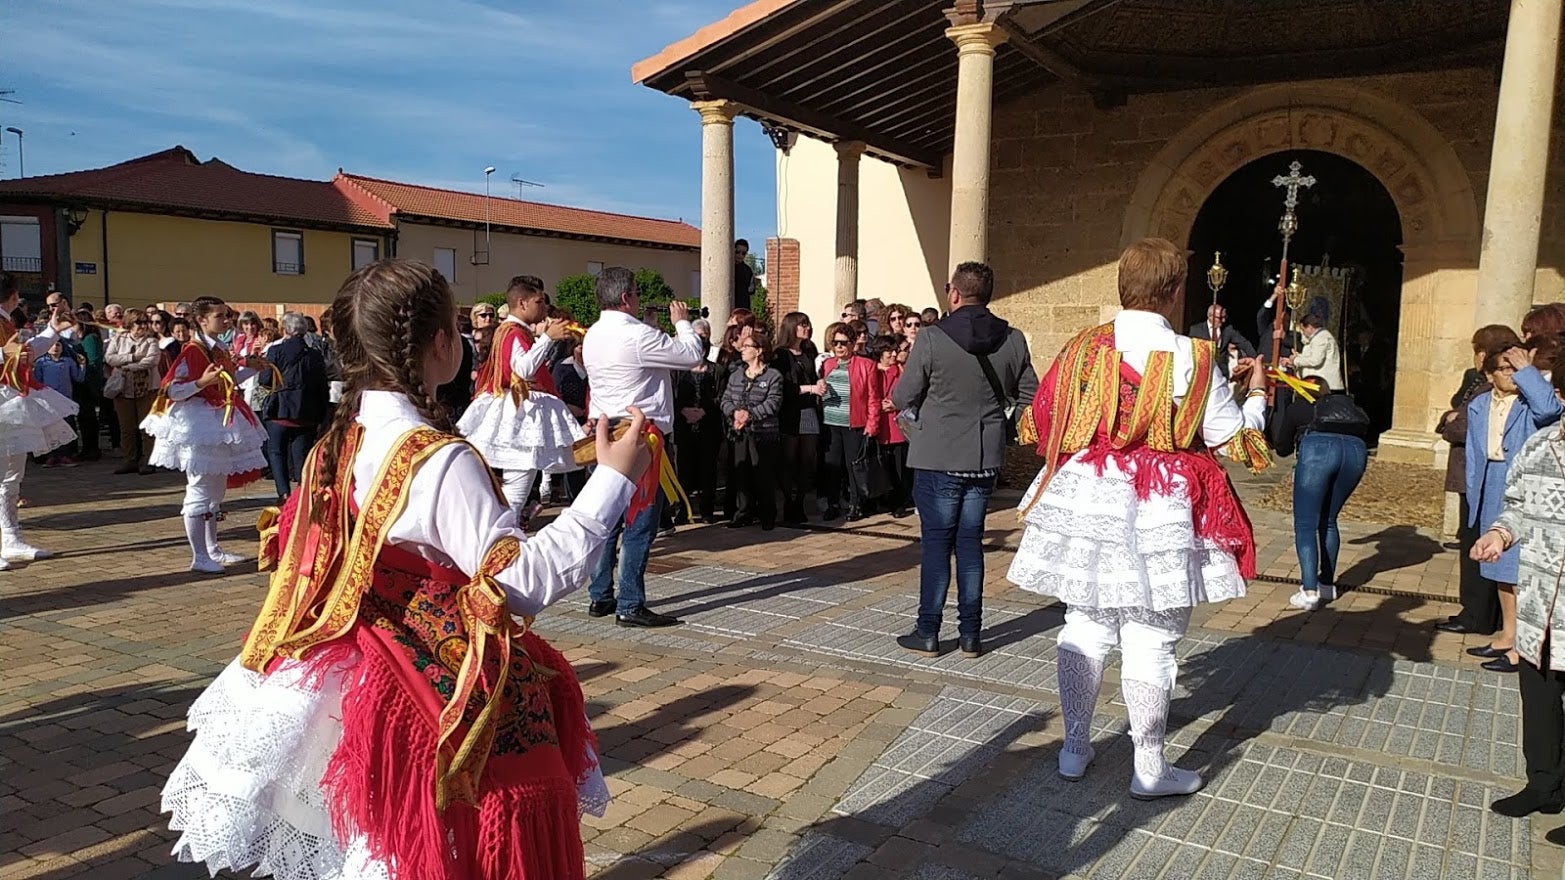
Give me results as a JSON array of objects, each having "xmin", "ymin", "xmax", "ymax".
[
  {"xmin": 141, "ymin": 295, "xmax": 270, "ymax": 573},
  {"xmin": 162, "ymin": 258, "xmax": 650, "ymax": 880}
]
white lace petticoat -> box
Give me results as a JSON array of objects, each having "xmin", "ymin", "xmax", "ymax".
[
  {"xmin": 1006, "ymin": 453, "xmax": 1247, "ymax": 611},
  {"xmin": 457, "ymin": 390, "xmax": 586, "ymax": 473},
  {"xmin": 142, "ymin": 401, "xmax": 267, "ymax": 475},
  {"xmin": 0, "ymin": 383, "xmax": 79, "ymax": 456},
  {"xmin": 163, "ymin": 653, "xmax": 610, "ymax": 880}
]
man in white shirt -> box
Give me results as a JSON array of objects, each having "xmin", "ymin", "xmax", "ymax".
[
  {"xmin": 582, "ymin": 267, "xmax": 706, "ymax": 627},
  {"xmin": 1285, "ymin": 313, "xmax": 1344, "ymax": 391}
]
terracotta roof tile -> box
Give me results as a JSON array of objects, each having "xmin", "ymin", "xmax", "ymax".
[
  {"xmin": 0, "ymin": 146, "xmax": 392, "ymax": 230},
  {"xmin": 336, "ymin": 174, "xmax": 699, "ymax": 250}
]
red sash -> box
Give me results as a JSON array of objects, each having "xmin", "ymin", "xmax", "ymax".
[
  {"xmin": 156, "ymin": 341, "xmax": 260, "ymax": 428},
  {"xmin": 475, "ymin": 321, "xmax": 559, "ymax": 405},
  {"xmin": 0, "ymin": 317, "xmax": 46, "ymax": 395}
]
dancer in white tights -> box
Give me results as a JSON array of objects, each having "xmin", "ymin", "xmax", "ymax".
[
  {"xmin": 0, "ymin": 274, "xmax": 78, "ymax": 569},
  {"xmin": 1008, "ymin": 239, "xmax": 1271, "ymax": 799}
]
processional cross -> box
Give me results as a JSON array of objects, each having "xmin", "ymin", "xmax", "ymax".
[{"xmin": 1267, "ymin": 160, "xmax": 1317, "ymax": 405}]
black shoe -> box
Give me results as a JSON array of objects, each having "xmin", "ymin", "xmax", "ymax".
[
  {"xmin": 727, "ymin": 516, "xmax": 754, "ymax": 529},
  {"xmin": 760, "ymin": 520, "xmax": 776, "ymax": 531},
  {"xmin": 1438, "ymin": 619, "xmax": 1482, "ymax": 634},
  {"xmin": 113, "ymin": 462, "xmax": 138, "ymax": 475},
  {"xmin": 1492, "ymin": 787, "xmax": 1564, "ymax": 817},
  {"xmin": 587, "ymin": 600, "xmax": 616, "ymax": 618},
  {"xmin": 893, "ymin": 506, "xmax": 911, "ymax": 519},
  {"xmin": 137, "ymin": 465, "xmax": 156, "ymax": 475},
  {"xmin": 782, "ymin": 502, "xmax": 806, "ymax": 525},
  {"xmin": 823, "ymin": 506, "xmax": 842, "ymax": 521},
  {"xmin": 1466, "ymin": 644, "xmax": 1509, "ymax": 658},
  {"xmin": 960, "ymin": 636, "xmax": 983, "ymax": 658},
  {"xmin": 1545, "ymin": 825, "xmax": 1565, "ymax": 846},
  {"xmin": 616, "ymin": 606, "xmax": 682, "ymax": 628},
  {"xmin": 896, "ymin": 631, "xmax": 940, "ymax": 656},
  {"xmin": 846, "ymin": 507, "xmax": 867, "ymax": 522},
  {"xmin": 1482, "ymin": 654, "xmax": 1520, "ymax": 673}
]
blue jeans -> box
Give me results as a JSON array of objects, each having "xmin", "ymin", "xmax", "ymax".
[
  {"xmin": 1292, "ymin": 432, "xmax": 1368, "ymax": 591},
  {"xmin": 913, "ymin": 469, "xmax": 995, "ymax": 638},
  {"xmin": 588, "ymin": 487, "xmax": 665, "ymax": 614},
  {"xmin": 264, "ymin": 421, "xmax": 317, "ymax": 499}
]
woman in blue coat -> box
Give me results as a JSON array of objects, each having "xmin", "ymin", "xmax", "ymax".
[{"xmin": 1466, "ymin": 345, "xmax": 1563, "ymax": 672}]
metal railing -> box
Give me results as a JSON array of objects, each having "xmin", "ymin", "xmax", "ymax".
[
  {"xmin": 1, "ymin": 255, "xmax": 42, "ymax": 272},
  {"xmin": 273, "ymin": 261, "xmax": 304, "ymax": 275}
]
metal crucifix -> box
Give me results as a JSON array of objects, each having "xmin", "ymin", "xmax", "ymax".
[{"xmin": 1271, "ymin": 160, "xmax": 1315, "ymax": 265}]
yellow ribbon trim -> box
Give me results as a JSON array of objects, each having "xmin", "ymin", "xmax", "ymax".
[
  {"xmin": 1268, "ymin": 369, "xmax": 1324, "ymax": 404},
  {"xmin": 646, "ymin": 430, "xmax": 692, "ymax": 515}
]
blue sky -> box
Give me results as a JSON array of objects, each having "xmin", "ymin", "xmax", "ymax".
[{"xmin": 0, "ymin": 0, "xmax": 777, "ymax": 246}]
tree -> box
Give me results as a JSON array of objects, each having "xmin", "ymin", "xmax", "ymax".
[
  {"xmin": 474, "ymin": 292, "xmax": 508, "ymax": 309},
  {"xmin": 554, "ymin": 274, "xmax": 599, "ymax": 326}
]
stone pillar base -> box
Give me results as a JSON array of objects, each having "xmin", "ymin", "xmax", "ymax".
[{"xmin": 1375, "ymin": 428, "xmax": 1442, "ymax": 467}]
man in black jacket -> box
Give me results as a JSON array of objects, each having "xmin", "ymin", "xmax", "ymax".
[
  {"xmin": 890, "ymin": 261, "xmax": 1039, "ymax": 659},
  {"xmin": 1188, "ymin": 304, "xmax": 1255, "ymax": 378},
  {"xmin": 260, "ymin": 312, "xmax": 329, "ymax": 501}
]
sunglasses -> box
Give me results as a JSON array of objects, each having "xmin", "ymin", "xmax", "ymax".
[
  {"xmin": 905, "ymin": 320, "xmax": 921, "ymax": 328},
  {"xmin": 831, "ymin": 338, "xmax": 851, "ymax": 346}
]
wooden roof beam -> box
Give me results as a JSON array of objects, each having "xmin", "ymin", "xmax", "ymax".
[
  {"xmin": 685, "ymin": 70, "xmax": 945, "ymax": 171},
  {"xmin": 993, "ymin": 14, "xmax": 1124, "ymax": 107}
]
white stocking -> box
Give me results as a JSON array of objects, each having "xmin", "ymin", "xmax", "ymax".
[
  {"xmin": 1122, "ymin": 678, "xmax": 1174, "ymax": 780},
  {"xmin": 501, "ymin": 469, "xmax": 539, "ymax": 523},
  {"xmin": 0, "ymin": 452, "xmax": 47, "ymax": 561},
  {"xmin": 1057, "ymin": 648, "xmax": 1104, "ymax": 758}
]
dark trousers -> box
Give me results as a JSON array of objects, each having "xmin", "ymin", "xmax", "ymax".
[
  {"xmin": 100, "ymin": 397, "xmax": 120, "ymax": 449},
  {"xmin": 779, "ymin": 433, "xmax": 818, "ymax": 516},
  {"xmin": 881, "ymin": 441, "xmax": 909, "ymax": 509},
  {"xmin": 1454, "ymin": 493, "xmax": 1500, "ymax": 633},
  {"xmin": 75, "ymin": 385, "xmax": 101, "ymax": 456},
  {"xmin": 732, "ymin": 433, "xmax": 779, "ymax": 527},
  {"xmin": 677, "ymin": 419, "xmax": 720, "ymax": 520},
  {"xmin": 1519, "ymin": 644, "xmax": 1565, "ymax": 797},
  {"xmin": 823, "ymin": 424, "xmax": 869, "ymax": 510},
  {"xmin": 264, "ymin": 421, "xmax": 317, "ymax": 499}
]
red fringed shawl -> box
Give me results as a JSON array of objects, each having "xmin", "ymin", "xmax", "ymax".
[
  {"xmin": 245, "ymin": 426, "xmax": 595, "ymax": 880},
  {"xmin": 151, "ymin": 340, "xmax": 264, "ymax": 489},
  {"xmin": 1026, "ymin": 322, "xmax": 1268, "ymax": 578}
]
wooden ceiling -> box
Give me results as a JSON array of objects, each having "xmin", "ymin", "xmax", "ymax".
[{"xmin": 636, "ymin": 0, "xmax": 1510, "ymax": 170}]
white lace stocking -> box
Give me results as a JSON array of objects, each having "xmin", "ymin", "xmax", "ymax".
[
  {"xmin": 1122, "ymin": 677, "xmax": 1175, "ymax": 781},
  {"xmin": 1057, "ymin": 648, "xmax": 1104, "ymax": 757}
]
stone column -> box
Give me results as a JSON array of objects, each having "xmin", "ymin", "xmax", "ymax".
[
  {"xmin": 693, "ymin": 99, "xmax": 739, "ymax": 329},
  {"xmin": 834, "ymin": 140, "xmax": 866, "ymax": 307},
  {"xmin": 1473, "ymin": 0, "xmax": 1562, "ymax": 327},
  {"xmin": 945, "ymin": 22, "xmax": 1006, "ymax": 273}
]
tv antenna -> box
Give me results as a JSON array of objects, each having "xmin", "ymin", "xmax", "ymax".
[
  {"xmin": 0, "ymin": 89, "xmax": 19, "ymax": 105},
  {"xmin": 510, "ymin": 173, "xmax": 544, "ymax": 198}
]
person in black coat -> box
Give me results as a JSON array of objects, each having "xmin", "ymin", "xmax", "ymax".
[
  {"xmin": 674, "ymin": 340, "xmax": 724, "ymax": 524},
  {"xmin": 260, "ymin": 312, "xmax": 330, "ymax": 501},
  {"xmin": 1187, "ymin": 303, "xmax": 1256, "ymax": 378}
]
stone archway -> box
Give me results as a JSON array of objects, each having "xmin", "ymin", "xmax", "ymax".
[{"xmin": 1122, "ymin": 82, "xmax": 1482, "ymax": 463}]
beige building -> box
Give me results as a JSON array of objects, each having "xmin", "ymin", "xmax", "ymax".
[
  {"xmin": 635, "ymin": 0, "xmax": 1564, "ymax": 468},
  {"xmin": 336, "ymin": 174, "xmax": 701, "ymax": 304}
]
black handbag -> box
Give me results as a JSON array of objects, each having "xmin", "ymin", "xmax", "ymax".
[{"xmin": 858, "ymin": 438, "xmax": 893, "ymax": 498}]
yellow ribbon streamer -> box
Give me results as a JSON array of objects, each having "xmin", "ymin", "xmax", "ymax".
[{"xmin": 1267, "ymin": 369, "xmax": 1323, "ymax": 404}]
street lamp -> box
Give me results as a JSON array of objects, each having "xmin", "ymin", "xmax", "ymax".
[
  {"xmin": 479, "ymin": 165, "xmax": 495, "ymax": 266},
  {"xmin": 4, "ymin": 128, "xmax": 22, "ymax": 178}
]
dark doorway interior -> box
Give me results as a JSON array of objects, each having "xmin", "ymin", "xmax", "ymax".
[{"xmin": 1184, "ymin": 149, "xmax": 1404, "ymax": 438}]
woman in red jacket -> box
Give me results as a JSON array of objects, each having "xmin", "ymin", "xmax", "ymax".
[
  {"xmin": 867, "ymin": 334, "xmax": 910, "ymax": 518},
  {"xmin": 819, "ymin": 321, "xmax": 879, "ymax": 521}
]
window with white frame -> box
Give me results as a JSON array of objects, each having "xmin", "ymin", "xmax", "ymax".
[
  {"xmin": 272, "ymin": 230, "xmax": 304, "ymax": 275},
  {"xmin": 352, "ymin": 238, "xmax": 379, "ymax": 270},
  {"xmin": 0, "ymin": 216, "xmax": 42, "ymax": 273},
  {"xmin": 587, "ymin": 261, "xmax": 604, "ymax": 276},
  {"xmin": 433, "ymin": 247, "xmax": 457, "ymax": 282}
]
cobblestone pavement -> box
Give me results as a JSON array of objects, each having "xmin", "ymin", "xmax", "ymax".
[{"xmin": 1, "ymin": 457, "xmax": 1558, "ymax": 880}]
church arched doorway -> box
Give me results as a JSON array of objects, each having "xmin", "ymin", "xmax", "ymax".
[{"xmin": 1183, "ymin": 149, "xmax": 1404, "ymax": 439}]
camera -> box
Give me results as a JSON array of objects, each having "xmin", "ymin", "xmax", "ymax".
[{"xmin": 645, "ymin": 303, "xmax": 710, "ymax": 319}]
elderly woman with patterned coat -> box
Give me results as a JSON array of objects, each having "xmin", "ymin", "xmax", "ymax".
[{"xmin": 1473, "ymin": 364, "xmax": 1565, "ymax": 840}]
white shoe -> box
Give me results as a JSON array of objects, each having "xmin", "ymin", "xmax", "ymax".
[
  {"xmin": 1130, "ymin": 766, "xmax": 1204, "ymax": 800},
  {"xmin": 210, "ymin": 549, "xmax": 247, "ymax": 566},
  {"xmin": 2, "ymin": 540, "xmax": 52, "ymax": 562},
  {"xmin": 190, "ymin": 558, "xmax": 225, "ymax": 574},
  {"xmin": 0, "ymin": 556, "xmax": 11, "ymax": 571},
  {"xmin": 1059, "ymin": 745, "xmax": 1095, "ymax": 781},
  {"xmin": 1288, "ymin": 589, "xmax": 1321, "ymax": 611}
]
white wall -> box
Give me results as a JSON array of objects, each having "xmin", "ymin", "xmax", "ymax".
[{"xmin": 777, "ymin": 134, "xmax": 951, "ymax": 338}]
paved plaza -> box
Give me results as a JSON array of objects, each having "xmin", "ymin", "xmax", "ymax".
[{"xmin": 2, "ymin": 457, "xmax": 1560, "ymax": 880}]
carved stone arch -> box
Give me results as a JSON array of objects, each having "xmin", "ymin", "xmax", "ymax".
[
  {"xmin": 1121, "ymin": 82, "xmax": 1479, "ymax": 253},
  {"xmin": 1120, "ymin": 82, "xmax": 1483, "ymax": 467}
]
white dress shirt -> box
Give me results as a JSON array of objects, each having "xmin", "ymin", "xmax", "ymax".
[
  {"xmin": 1292, "ymin": 328, "xmax": 1344, "ymax": 390},
  {"xmin": 353, "ymin": 391, "xmax": 633, "ymax": 617},
  {"xmin": 503, "ymin": 316, "xmax": 555, "ymax": 381},
  {"xmin": 167, "ymin": 332, "xmax": 258, "ymax": 401},
  {"xmin": 1113, "ymin": 310, "xmax": 1266, "ymax": 448},
  {"xmin": 582, "ymin": 309, "xmax": 706, "ymax": 433}
]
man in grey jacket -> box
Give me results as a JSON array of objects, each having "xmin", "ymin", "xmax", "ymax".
[{"xmin": 890, "ymin": 261, "xmax": 1039, "ymax": 658}]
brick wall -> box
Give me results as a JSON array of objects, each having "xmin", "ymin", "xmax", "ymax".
[{"xmin": 766, "ymin": 237, "xmax": 800, "ymax": 319}]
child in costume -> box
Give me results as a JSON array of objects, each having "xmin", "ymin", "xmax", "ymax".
[
  {"xmin": 141, "ymin": 295, "xmax": 269, "ymax": 573},
  {"xmin": 0, "ymin": 273, "xmax": 79, "ymax": 569},
  {"xmin": 1008, "ymin": 239, "xmax": 1271, "ymax": 799},
  {"xmin": 458, "ymin": 274, "xmax": 585, "ymax": 523},
  {"xmin": 162, "ymin": 258, "xmax": 647, "ymax": 880}
]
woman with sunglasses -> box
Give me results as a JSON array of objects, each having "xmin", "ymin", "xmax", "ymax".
[
  {"xmin": 818, "ymin": 321, "xmax": 878, "ymax": 520},
  {"xmin": 772, "ymin": 312, "xmax": 823, "ymax": 525}
]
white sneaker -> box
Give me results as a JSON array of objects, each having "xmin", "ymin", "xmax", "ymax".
[
  {"xmin": 1130, "ymin": 766, "xmax": 1204, "ymax": 800},
  {"xmin": 210, "ymin": 549, "xmax": 247, "ymax": 566},
  {"xmin": 1059, "ymin": 745, "xmax": 1095, "ymax": 781},
  {"xmin": 190, "ymin": 558, "xmax": 225, "ymax": 574},
  {"xmin": 1288, "ymin": 589, "xmax": 1321, "ymax": 611},
  {"xmin": 2, "ymin": 540, "xmax": 52, "ymax": 562}
]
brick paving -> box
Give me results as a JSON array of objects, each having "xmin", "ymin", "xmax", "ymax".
[{"xmin": 1, "ymin": 455, "xmax": 1559, "ymax": 879}]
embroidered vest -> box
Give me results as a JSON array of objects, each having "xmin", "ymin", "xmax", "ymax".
[
  {"xmin": 0, "ymin": 316, "xmax": 44, "ymax": 394},
  {"xmin": 152, "ymin": 341, "xmax": 259, "ymax": 426},
  {"xmin": 475, "ymin": 320, "xmax": 558, "ymax": 407}
]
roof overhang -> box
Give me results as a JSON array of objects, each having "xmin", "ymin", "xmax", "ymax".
[
  {"xmin": 0, "ymin": 193, "xmax": 392, "ymax": 236},
  {"xmin": 390, "ymin": 213, "xmax": 700, "ymax": 252}
]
